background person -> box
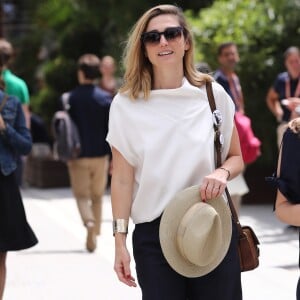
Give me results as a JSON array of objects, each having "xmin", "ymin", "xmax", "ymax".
[
  {"xmin": 99, "ymin": 55, "xmax": 122, "ymax": 97},
  {"xmin": 214, "ymin": 42, "xmax": 249, "ymax": 213},
  {"xmin": 273, "ymin": 117, "xmax": 300, "ymax": 300},
  {"xmin": 64, "ymin": 54, "xmax": 112, "ymax": 252},
  {"xmin": 107, "ymin": 4, "xmax": 244, "ymax": 299},
  {"xmin": 195, "ymin": 61, "xmax": 212, "ymax": 74},
  {"xmin": 0, "ymin": 80, "xmax": 38, "ymax": 300},
  {"xmin": 0, "ymin": 38, "xmax": 31, "ymax": 186},
  {"xmin": 98, "ymin": 55, "xmax": 121, "ymax": 189},
  {"xmin": 266, "ymin": 46, "xmax": 300, "ymax": 148}
]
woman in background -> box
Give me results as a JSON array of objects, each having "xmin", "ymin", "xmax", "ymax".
[
  {"xmin": 274, "ymin": 117, "xmax": 300, "ymax": 300},
  {"xmin": 0, "ymin": 79, "xmax": 38, "ymax": 299}
]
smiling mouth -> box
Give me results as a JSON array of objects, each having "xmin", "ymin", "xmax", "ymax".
[{"xmin": 158, "ymin": 51, "xmax": 173, "ymax": 56}]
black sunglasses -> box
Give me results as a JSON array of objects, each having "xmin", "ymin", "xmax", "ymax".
[{"xmin": 141, "ymin": 26, "xmax": 184, "ymax": 45}]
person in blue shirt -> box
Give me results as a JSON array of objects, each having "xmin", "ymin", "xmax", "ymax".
[
  {"xmin": 0, "ymin": 38, "xmax": 31, "ymax": 186},
  {"xmin": 63, "ymin": 54, "xmax": 112, "ymax": 252},
  {"xmin": 0, "ymin": 80, "xmax": 38, "ymax": 300},
  {"xmin": 214, "ymin": 42, "xmax": 249, "ymax": 214}
]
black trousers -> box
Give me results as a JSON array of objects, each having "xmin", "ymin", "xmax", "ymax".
[{"xmin": 132, "ymin": 216, "xmax": 242, "ymax": 300}]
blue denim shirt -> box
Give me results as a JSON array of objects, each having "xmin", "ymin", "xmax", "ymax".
[{"xmin": 0, "ymin": 92, "xmax": 32, "ymax": 176}]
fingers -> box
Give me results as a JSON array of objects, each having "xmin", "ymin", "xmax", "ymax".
[
  {"xmin": 115, "ymin": 264, "xmax": 137, "ymax": 287},
  {"xmin": 200, "ymin": 178, "xmax": 226, "ymax": 202},
  {"xmin": 114, "ymin": 253, "xmax": 137, "ymax": 287},
  {"xmin": 0, "ymin": 114, "xmax": 5, "ymax": 130},
  {"xmin": 200, "ymin": 184, "xmax": 221, "ymax": 201}
]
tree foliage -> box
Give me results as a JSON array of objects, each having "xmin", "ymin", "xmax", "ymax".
[
  {"xmin": 186, "ymin": 0, "xmax": 300, "ymax": 165},
  {"xmin": 9, "ymin": 0, "xmax": 299, "ymax": 165},
  {"xmin": 16, "ymin": 0, "xmax": 213, "ymax": 127}
]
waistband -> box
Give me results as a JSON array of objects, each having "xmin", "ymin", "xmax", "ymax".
[{"xmin": 134, "ymin": 214, "xmax": 162, "ymax": 229}]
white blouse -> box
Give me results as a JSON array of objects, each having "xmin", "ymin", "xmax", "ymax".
[{"xmin": 106, "ymin": 78, "xmax": 235, "ymax": 224}]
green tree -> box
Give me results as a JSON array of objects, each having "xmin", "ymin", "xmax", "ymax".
[
  {"xmin": 187, "ymin": 0, "xmax": 300, "ymax": 165},
  {"xmin": 16, "ymin": 0, "xmax": 214, "ymax": 127}
]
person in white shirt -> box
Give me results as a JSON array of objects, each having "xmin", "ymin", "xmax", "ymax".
[{"xmin": 106, "ymin": 4, "xmax": 244, "ymax": 299}]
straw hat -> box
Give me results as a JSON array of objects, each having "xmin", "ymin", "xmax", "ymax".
[{"xmin": 159, "ymin": 185, "xmax": 232, "ymax": 278}]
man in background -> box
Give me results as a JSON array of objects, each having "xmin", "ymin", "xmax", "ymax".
[
  {"xmin": 214, "ymin": 42, "xmax": 249, "ymax": 213},
  {"xmin": 64, "ymin": 54, "xmax": 112, "ymax": 252}
]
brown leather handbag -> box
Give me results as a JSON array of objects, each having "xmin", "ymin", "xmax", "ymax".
[
  {"xmin": 206, "ymin": 81, "xmax": 260, "ymax": 272},
  {"xmin": 225, "ymin": 189, "xmax": 260, "ymax": 271},
  {"xmin": 237, "ymin": 225, "xmax": 260, "ymax": 271}
]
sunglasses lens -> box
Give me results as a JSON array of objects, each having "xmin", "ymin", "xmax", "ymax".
[
  {"xmin": 141, "ymin": 27, "xmax": 183, "ymax": 44},
  {"xmin": 164, "ymin": 27, "xmax": 182, "ymax": 40},
  {"xmin": 142, "ymin": 32, "xmax": 160, "ymax": 44}
]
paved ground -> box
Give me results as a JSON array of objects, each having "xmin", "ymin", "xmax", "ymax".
[{"xmin": 4, "ymin": 187, "xmax": 299, "ymax": 300}]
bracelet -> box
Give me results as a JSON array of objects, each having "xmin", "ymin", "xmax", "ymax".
[
  {"xmin": 113, "ymin": 219, "xmax": 128, "ymax": 236},
  {"xmin": 219, "ymin": 167, "xmax": 231, "ymax": 180}
]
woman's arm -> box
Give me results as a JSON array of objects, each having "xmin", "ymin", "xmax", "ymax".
[
  {"xmin": 275, "ymin": 190, "xmax": 300, "ymax": 226},
  {"xmin": 111, "ymin": 146, "xmax": 137, "ymax": 287},
  {"xmin": 266, "ymin": 88, "xmax": 283, "ymax": 122},
  {"xmin": 200, "ymin": 124, "xmax": 244, "ymax": 201},
  {"xmin": 275, "ymin": 142, "xmax": 300, "ymax": 226}
]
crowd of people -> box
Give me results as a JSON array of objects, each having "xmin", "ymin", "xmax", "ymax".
[{"xmin": 0, "ymin": 3, "xmax": 299, "ymax": 300}]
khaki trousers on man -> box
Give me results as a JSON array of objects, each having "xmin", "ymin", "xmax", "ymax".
[{"xmin": 67, "ymin": 156, "xmax": 109, "ymax": 250}]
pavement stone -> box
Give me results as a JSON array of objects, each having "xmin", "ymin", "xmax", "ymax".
[{"xmin": 3, "ymin": 187, "xmax": 299, "ymax": 300}]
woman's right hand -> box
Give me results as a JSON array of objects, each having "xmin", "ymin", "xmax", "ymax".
[
  {"xmin": 114, "ymin": 238, "xmax": 137, "ymax": 287},
  {"xmin": 0, "ymin": 114, "xmax": 6, "ymax": 131}
]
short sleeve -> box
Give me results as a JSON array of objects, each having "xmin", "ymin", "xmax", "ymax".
[{"xmin": 106, "ymin": 94, "xmax": 137, "ymax": 166}]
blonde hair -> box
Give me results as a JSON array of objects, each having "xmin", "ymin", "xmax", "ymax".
[{"xmin": 119, "ymin": 4, "xmax": 212, "ymax": 100}]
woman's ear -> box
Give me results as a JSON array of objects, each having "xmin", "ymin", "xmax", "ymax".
[{"xmin": 184, "ymin": 40, "xmax": 190, "ymax": 51}]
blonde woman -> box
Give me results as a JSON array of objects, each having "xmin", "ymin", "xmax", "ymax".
[{"xmin": 107, "ymin": 4, "xmax": 244, "ymax": 299}]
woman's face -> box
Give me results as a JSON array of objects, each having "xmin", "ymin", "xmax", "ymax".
[
  {"xmin": 100, "ymin": 57, "xmax": 115, "ymax": 76},
  {"xmin": 142, "ymin": 14, "xmax": 189, "ymax": 71},
  {"xmin": 285, "ymin": 52, "xmax": 300, "ymax": 78}
]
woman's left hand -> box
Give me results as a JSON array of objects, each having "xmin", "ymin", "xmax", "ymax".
[{"xmin": 200, "ymin": 168, "xmax": 228, "ymax": 202}]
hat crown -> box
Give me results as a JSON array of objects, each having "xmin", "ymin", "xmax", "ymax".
[
  {"xmin": 177, "ymin": 203, "xmax": 222, "ymax": 266},
  {"xmin": 159, "ymin": 186, "xmax": 232, "ymax": 277}
]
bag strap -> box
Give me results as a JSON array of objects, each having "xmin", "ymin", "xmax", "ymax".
[
  {"xmin": 206, "ymin": 81, "xmax": 223, "ymax": 167},
  {"xmin": 205, "ymin": 81, "xmax": 244, "ymax": 237},
  {"xmin": 0, "ymin": 94, "xmax": 9, "ymax": 113}
]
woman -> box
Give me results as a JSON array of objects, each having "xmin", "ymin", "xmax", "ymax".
[
  {"xmin": 99, "ymin": 55, "xmax": 122, "ymax": 97},
  {"xmin": 274, "ymin": 118, "xmax": 300, "ymax": 300},
  {"xmin": 0, "ymin": 84, "xmax": 38, "ymax": 299},
  {"xmin": 266, "ymin": 46, "xmax": 300, "ymax": 148},
  {"xmin": 106, "ymin": 4, "xmax": 244, "ymax": 299}
]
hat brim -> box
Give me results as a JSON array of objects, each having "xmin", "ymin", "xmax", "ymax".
[{"xmin": 159, "ymin": 185, "xmax": 232, "ymax": 278}]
